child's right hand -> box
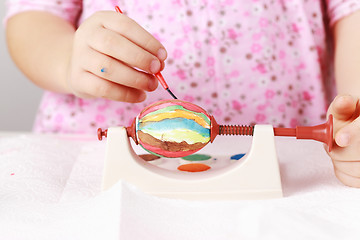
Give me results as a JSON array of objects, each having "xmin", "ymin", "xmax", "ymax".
[
  {"xmin": 66, "ymin": 11, "xmax": 167, "ymax": 102},
  {"xmin": 326, "ymin": 95, "xmax": 360, "ymax": 187}
]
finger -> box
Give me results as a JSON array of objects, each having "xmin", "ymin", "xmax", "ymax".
[
  {"xmin": 77, "ymin": 71, "xmax": 146, "ymax": 103},
  {"xmin": 334, "ymin": 168, "xmax": 360, "ymax": 188},
  {"xmin": 82, "ymin": 48, "xmax": 158, "ymax": 91},
  {"xmin": 88, "ymin": 27, "xmax": 162, "ymax": 74},
  {"xmin": 333, "ymin": 160, "xmax": 360, "ymax": 178},
  {"xmin": 334, "ymin": 115, "xmax": 360, "ymax": 147},
  {"xmin": 101, "ymin": 12, "xmax": 167, "ymax": 61},
  {"xmin": 328, "ymin": 95, "xmax": 358, "ymax": 121}
]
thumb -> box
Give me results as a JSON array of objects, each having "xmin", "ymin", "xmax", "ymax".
[{"xmin": 335, "ymin": 116, "xmax": 360, "ymax": 147}]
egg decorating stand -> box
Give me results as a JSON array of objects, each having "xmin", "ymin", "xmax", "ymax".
[
  {"xmin": 100, "ymin": 125, "xmax": 283, "ymax": 200},
  {"xmin": 98, "ymin": 99, "xmax": 333, "ymax": 201}
]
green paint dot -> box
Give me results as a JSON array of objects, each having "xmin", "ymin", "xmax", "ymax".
[{"xmin": 181, "ymin": 154, "xmax": 212, "ymax": 161}]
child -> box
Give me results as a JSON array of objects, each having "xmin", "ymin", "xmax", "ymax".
[{"xmin": 4, "ymin": 0, "xmax": 360, "ymax": 187}]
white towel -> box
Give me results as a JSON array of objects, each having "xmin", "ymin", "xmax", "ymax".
[{"xmin": 0, "ymin": 134, "xmax": 359, "ymax": 240}]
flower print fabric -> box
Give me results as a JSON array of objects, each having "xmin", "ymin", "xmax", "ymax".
[{"xmin": 5, "ymin": 0, "xmax": 360, "ymax": 133}]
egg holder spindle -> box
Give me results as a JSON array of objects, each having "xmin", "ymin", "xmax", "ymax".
[{"xmin": 98, "ymin": 100, "xmax": 333, "ymax": 200}]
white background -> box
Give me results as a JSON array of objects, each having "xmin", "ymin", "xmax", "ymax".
[{"xmin": 0, "ymin": 4, "xmax": 43, "ymax": 131}]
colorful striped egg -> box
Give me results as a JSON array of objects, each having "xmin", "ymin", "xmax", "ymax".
[{"xmin": 136, "ymin": 100, "xmax": 211, "ymax": 158}]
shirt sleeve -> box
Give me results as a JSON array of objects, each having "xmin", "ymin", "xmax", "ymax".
[
  {"xmin": 327, "ymin": 0, "xmax": 360, "ymax": 26},
  {"xmin": 4, "ymin": 0, "xmax": 82, "ymax": 26}
]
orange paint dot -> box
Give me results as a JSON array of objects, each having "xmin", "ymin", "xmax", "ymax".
[{"xmin": 177, "ymin": 163, "xmax": 211, "ymax": 172}]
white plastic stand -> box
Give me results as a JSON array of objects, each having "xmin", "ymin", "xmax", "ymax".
[{"xmin": 101, "ymin": 125, "xmax": 283, "ymax": 200}]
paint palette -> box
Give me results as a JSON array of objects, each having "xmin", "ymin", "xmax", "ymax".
[{"xmin": 138, "ymin": 152, "xmax": 246, "ymax": 173}]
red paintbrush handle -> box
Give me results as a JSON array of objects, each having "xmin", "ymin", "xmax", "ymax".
[
  {"xmin": 155, "ymin": 72, "xmax": 169, "ymax": 89},
  {"xmin": 115, "ymin": 6, "xmax": 122, "ymax": 13}
]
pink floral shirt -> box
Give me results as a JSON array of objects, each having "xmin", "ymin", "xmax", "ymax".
[{"xmin": 5, "ymin": 0, "xmax": 360, "ymax": 133}]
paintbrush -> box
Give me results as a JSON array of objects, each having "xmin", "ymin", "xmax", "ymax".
[{"xmin": 115, "ymin": 6, "xmax": 177, "ymax": 99}]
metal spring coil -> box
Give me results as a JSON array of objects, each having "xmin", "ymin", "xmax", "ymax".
[{"xmin": 219, "ymin": 125, "xmax": 254, "ymax": 136}]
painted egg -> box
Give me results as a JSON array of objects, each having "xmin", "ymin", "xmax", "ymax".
[{"xmin": 136, "ymin": 100, "xmax": 211, "ymax": 158}]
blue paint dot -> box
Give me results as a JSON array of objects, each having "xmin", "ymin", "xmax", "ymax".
[
  {"xmin": 230, "ymin": 153, "xmax": 245, "ymax": 160},
  {"xmin": 101, "ymin": 68, "xmax": 106, "ymax": 73}
]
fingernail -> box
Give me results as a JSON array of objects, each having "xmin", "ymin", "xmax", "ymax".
[
  {"xmin": 157, "ymin": 48, "xmax": 167, "ymax": 61},
  {"xmin": 161, "ymin": 61, "xmax": 165, "ymax": 71},
  {"xmin": 338, "ymin": 95, "xmax": 350, "ymax": 104},
  {"xmin": 148, "ymin": 78, "xmax": 158, "ymax": 91},
  {"xmin": 150, "ymin": 59, "xmax": 161, "ymax": 74},
  {"xmin": 337, "ymin": 133, "xmax": 350, "ymax": 147}
]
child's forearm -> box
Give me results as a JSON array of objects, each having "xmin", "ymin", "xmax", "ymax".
[
  {"xmin": 6, "ymin": 11, "xmax": 75, "ymax": 94},
  {"xmin": 334, "ymin": 10, "xmax": 360, "ymax": 97}
]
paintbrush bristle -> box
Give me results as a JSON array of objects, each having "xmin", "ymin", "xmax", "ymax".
[{"xmin": 167, "ymin": 89, "xmax": 177, "ymax": 99}]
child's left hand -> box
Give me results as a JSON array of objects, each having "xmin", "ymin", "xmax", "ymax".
[{"xmin": 326, "ymin": 94, "xmax": 360, "ymax": 187}]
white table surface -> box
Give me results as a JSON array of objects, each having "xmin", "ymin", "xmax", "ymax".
[{"xmin": 0, "ymin": 132, "xmax": 359, "ymax": 240}]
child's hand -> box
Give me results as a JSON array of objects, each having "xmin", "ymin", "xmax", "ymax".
[
  {"xmin": 66, "ymin": 11, "xmax": 167, "ymax": 102},
  {"xmin": 326, "ymin": 95, "xmax": 360, "ymax": 187}
]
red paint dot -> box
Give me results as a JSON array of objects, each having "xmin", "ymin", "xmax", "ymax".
[{"xmin": 10, "ymin": 173, "xmax": 15, "ymax": 176}]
